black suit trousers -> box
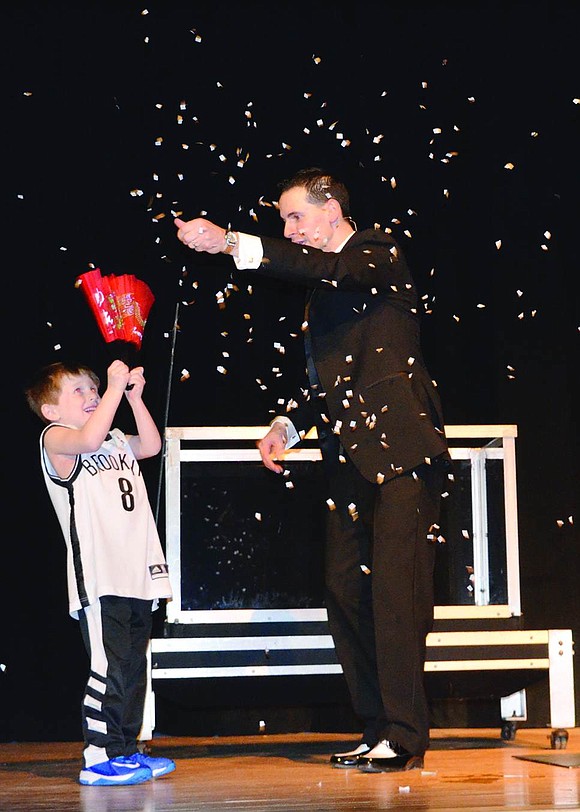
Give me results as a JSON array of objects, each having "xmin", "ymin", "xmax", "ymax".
[{"xmin": 323, "ymin": 456, "xmax": 444, "ymax": 755}]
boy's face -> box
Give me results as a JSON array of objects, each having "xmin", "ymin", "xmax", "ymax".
[{"xmin": 41, "ymin": 373, "xmax": 100, "ymax": 428}]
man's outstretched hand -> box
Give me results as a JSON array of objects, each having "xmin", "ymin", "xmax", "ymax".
[{"xmin": 174, "ymin": 217, "xmax": 227, "ymax": 253}]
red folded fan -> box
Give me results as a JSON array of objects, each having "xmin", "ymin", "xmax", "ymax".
[{"xmin": 76, "ymin": 268, "xmax": 155, "ymax": 349}]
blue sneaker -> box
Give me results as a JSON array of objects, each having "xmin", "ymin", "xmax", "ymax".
[
  {"xmin": 129, "ymin": 752, "xmax": 176, "ymax": 778},
  {"xmin": 79, "ymin": 755, "xmax": 152, "ymax": 786}
]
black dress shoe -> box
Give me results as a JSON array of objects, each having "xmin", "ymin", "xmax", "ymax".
[
  {"xmin": 330, "ymin": 742, "xmax": 374, "ymax": 768},
  {"xmin": 357, "ymin": 740, "xmax": 424, "ymax": 773}
]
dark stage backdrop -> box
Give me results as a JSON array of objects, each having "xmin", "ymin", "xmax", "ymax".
[{"xmin": 3, "ymin": 1, "xmax": 578, "ymax": 741}]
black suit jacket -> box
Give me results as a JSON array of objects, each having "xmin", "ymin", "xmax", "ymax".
[{"xmin": 255, "ymin": 228, "xmax": 449, "ymax": 482}]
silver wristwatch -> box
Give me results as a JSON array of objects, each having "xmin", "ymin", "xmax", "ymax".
[{"xmin": 223, "ymin": 230, "xmax": 238, "ymax": 253}]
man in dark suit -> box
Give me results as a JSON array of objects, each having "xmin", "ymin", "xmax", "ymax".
[{"xmin": 175, "ymin": 168, "xmax": 451, "ymax": 772}]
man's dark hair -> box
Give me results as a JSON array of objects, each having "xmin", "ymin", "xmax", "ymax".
[{"xmin": 279, "ymin": 168, "xmax": 350, "ymax": 217}]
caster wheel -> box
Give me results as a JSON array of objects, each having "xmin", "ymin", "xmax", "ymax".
[
  {"xmin": 501, "ymin": 721, "xmax": 517, "ymax": 741},
  {"xmin": 550, "ymin": 729, "xmax": 568, "ymax": 750}
]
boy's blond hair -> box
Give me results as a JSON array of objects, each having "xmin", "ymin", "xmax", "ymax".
[{"xmin": 25, "ymin": 361, "xmax": 100, "ymax": 423}]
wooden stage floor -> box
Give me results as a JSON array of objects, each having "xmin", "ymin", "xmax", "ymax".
[{"xmin": 1, "ymin": 728, "xmax": 578, "ymax": 811}]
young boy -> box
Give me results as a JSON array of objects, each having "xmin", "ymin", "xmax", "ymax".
[{"xmin": 25, "ymin": 359, "xmax": 175, "ymax": 786}]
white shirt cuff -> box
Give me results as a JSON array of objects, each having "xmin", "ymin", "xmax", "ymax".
[
  {"xmin": 270, "ymin": 416, "xmax": 300, "ymax": 449},
  {"xmin": 233, "ymin": 233, "xmax": 263, "ymax": 269}
]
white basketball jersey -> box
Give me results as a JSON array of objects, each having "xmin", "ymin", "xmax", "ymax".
[{"xmin": 40, "ymin": 424, "xmax": 172, "ymax": 618}]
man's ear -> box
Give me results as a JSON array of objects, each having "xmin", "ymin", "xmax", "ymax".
[
  {"xmin": 41, "ymin": 403, "xmax": 58, "ymax": 422},
  {"xmin": 326, "ymin": 197, "xmax": 342, "ymax": 222}
]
